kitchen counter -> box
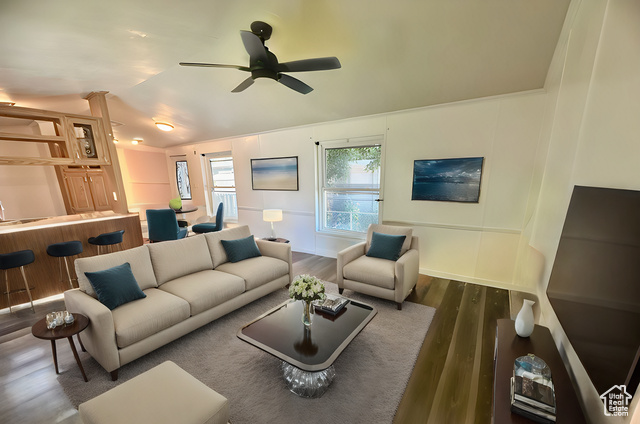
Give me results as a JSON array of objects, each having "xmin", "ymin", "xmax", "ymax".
[{"xmin": 0, "ymin": 211, "xmax": 143, "ymax": 310}]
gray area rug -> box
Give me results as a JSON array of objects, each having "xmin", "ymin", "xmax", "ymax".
[{"xmin": 58, "ymin": 283, "xmax": 435, "ymax": 423}]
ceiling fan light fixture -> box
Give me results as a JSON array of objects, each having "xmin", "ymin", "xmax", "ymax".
[{"xmin": 155, "ymin": 122, "xmax": 174, "ymax": 132}]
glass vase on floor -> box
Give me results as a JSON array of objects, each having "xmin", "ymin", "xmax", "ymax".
[{"xmin": 302, "ymin": 300, "xmax": 313, "ymax": 327}]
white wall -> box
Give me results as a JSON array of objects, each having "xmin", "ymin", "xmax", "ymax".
[
  {"xmin": 180, "ymin": 90, "xmax": 548, "ymax": 291},
  {"xmin": 528, "ymin": 0, "xmax": 640, "ymax": 421},
  {"xmin": 384, "ymin": 93, "xmax": 546, "ymax": 289}
]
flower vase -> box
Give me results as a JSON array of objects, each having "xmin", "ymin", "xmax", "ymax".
[
  {"xmin": 302, "ymin": 300, "xmax": 313, "ymax": 327},
  {"xmin": 515, "ymin": 299, "xmax": 535, "ymax": 337}
]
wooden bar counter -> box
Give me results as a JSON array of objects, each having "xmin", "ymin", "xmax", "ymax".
[{"xmin": 0, "ymin": 211, "xmax": 143, "ymax": 309}]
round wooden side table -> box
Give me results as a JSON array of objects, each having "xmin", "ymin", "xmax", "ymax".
[{"xmin": 31, "ymin": 313, "xmax": 89, "ymax": 382}]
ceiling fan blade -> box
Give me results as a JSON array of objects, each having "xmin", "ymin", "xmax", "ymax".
[
  {"xmin": 179, "ymin": 62, "xmax": 250, "ymax": 72},
  {"xmin": 278, "ymin": 74, "xmax": 313, "ymax": 94},
  {"xmin": 240, "ymin": 31, "xmax": 268, "ymax": 65},
  {"xmin": 231, "ymin": 77, "xmax": 255, "ymax": 93},
  {"xmin": 277, "ymin": 57, "xmax": 341, "ymax": 72}
]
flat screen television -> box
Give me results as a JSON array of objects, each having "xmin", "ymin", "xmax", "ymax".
[
  {"xmin": 411, "ymin": 157, "xmax": 484, "ymax": 202},
  {"xmin": 546, "ymin": 186, "xmax": 640, "ymax": 397}
]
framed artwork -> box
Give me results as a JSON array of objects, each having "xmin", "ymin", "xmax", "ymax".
[
  {"xmin": 176, "ymin": 160, "xmax": 192, "ymax": 200},
  {"xmin": 251, "ymin": 156, "xmax": 299, "ymax": 191},
  {"xmin": 411, "ymin": 157, "xmax": 484, "ymax": 202}
]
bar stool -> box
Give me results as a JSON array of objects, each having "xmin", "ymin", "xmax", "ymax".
[
  {"xmin": 0, "ymin": 250, "xmax": 35, "ymax": 313},
  {"xmin": 46, "ymin": 241, "xmax": 83, "ymax": 289},
  {"xmin": 88, "ymin": 230, "xmax": 125, "ymax": 255}
]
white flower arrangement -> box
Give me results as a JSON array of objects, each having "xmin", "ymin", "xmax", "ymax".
[{"xmin": 289, "ymin": 274, "xmax": 326, "ymax": 302}]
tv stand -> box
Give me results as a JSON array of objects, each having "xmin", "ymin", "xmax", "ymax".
[{"xmin": 492, "ymin": 319, "xmax": 586, "ymax": 423}]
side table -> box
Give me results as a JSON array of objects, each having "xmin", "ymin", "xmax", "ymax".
[
  {"xmin": 262, "ymin": 237, "xmax": 290, "ymax": 243},
  {"xmin": 31, "ymin": 313, "xmax": 89, "ymax": 382},
  {"xmin": 492, "ymin": 319, "xmax": 586, "ymax": 423}
]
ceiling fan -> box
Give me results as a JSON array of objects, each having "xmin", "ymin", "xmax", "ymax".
[{"xmin": 179, "ymin": 21, "xmax": 341, "ymax": 95}]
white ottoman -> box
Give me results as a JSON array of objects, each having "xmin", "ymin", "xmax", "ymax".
[{"xmin": 79, "ymin": 361, "xmax": 229, "ymax": 424}]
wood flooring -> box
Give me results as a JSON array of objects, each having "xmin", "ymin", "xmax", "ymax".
[{"xmin": 0, "ymin": 252, "xmax": 514, "ymax": 424}]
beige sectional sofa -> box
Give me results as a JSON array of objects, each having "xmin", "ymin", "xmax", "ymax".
[{"xmin": 64, "ymin": 225, "xmax": 292, "ymax": 380}]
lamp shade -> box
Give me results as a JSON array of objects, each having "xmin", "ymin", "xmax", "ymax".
[{"xmin": 263, "ymin": 209, "xmax": 283, "ymax": 222}]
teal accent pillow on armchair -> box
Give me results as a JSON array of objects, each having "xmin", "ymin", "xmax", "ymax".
[
  {"xmin": 366, "ymin": 232, "xmax": 407, "ymax": 261},
  {"xmin": 221, "ymin": 235, "xmax": 262, "ymax": 263},
  {"xmin": 84, "ymin": 262, "xmax": 146, "ymax": 310}
]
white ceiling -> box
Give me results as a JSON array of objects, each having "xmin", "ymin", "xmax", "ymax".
[{"xmin": 0, "ymin": 0, "xmax": 571, "ymax": 148}]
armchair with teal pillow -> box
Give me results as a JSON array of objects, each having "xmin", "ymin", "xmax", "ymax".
[
  {"xmin": 337, "ymin": 224, "xmax": 419, "ymax": 310},
  {"xmin": 192, "ymin": 202, "xmax": 224, "ymax": 234},
  {"xmin": 146, "ymin": 209, "xmax": 188, "ymax": 242}
]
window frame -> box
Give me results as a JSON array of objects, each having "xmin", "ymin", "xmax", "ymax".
[
  {"xmin": 202, "ymin": 152, "xmax": 238, "ymax": 221},
  {"xmin": 317, "ymin": 135, "xmax": 385, "ymax": 235}
]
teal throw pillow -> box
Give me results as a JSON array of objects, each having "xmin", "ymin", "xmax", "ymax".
[
  {"xmin": 84, "ymin": 262, "xmax": 146, "ymax": 310},
  {"xmin": 221, "ymin": 235, "xmax": 262, "ymax": 263},
  {"xmin": 366, "ymin": 232, "xmax": 407, "ymax": 261}
]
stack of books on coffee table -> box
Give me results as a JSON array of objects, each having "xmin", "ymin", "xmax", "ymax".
[
  {"xmin": 510, "ymin": 374, "xmax": 557, "ymax": 423},
  {"xmin": 315, "ymin": 294, "xmax": 349, "ymax": 315}
]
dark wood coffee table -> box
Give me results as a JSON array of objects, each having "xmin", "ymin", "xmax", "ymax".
[
  {"xmin": 31, "ymin": 313, "xmax": 89, "ymax": 382},
  {"xmin": 238, "ymin": 297, "xmax": 376, "ymax": 397}
]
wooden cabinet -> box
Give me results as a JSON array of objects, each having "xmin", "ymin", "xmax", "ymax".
[{"xmin": 62, "ymin": 167, "xmax": 112, "ymax": 213}]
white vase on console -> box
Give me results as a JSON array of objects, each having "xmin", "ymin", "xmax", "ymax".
[{"xmin": 515, "ymin": 299, "xmax": 535, "ymax": 337}]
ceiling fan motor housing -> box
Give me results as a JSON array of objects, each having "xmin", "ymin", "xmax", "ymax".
[{"xmin": 250, "ymin": 21, "xmax": 272, "ymax": 42}]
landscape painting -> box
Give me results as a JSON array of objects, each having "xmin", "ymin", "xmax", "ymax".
[
  {"xmin": 251, "ymin": 156, "xmax": 299, "ymax": 191},
  {"xmin": 411, "ymin": 157, "xmax": 484, "ymax": 202}
]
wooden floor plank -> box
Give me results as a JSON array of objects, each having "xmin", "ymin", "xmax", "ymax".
[
  {"xmin": 473, "ymin": 287, "xmax": 511, "ymax": 424},
  {"xmin": 393, "ymin": 280, "xmax": 466, "ymax": 423},
  {"xmin": 427, "ymin": 283, "xmax": 484, "ymax": 423}
]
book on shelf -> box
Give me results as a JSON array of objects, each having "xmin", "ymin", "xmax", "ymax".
[
  {"xmin": 315, "ymin": 294, "xmax": 349, "ymax": 315},
  {"xmin": 510, "ymin": 377, "xmax": 556, "ymax": 423},
  {"xmin": 513, "ymin": 374, "xmax": 556, "ymax": 414}
]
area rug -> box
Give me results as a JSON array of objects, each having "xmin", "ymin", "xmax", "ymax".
[{"xmin": 58, "ymin": 283, "xmax": 435, "ymax": 423}]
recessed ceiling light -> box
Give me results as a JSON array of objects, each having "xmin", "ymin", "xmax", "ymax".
[
  {"xmin": 132, "ymin": 138, "xmax": 143, "ymax": 145},
  {"xmin": 155, "ymin": 122, "xmax": 174, "ymax": 132}
]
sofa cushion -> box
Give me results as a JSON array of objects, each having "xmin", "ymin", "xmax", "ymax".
[
  {"xmin": 204, "ymin": 226, "xmax": 252, "ymax": 268},
  {"xmin": 147, "ymin": 235, "xmax": 213, "ymax": 285},
  {"xmin": 343, "ymin": 255, "xmax": 396, "ymax": 290},
  {"xmin": 112, "ymin": 288, "xmax": 190, "ymax": 349},
  {"xmin": 221, "ymin": 235, "xmax": 261, "ymax": 263},
  {"xmin": 158, "ymin": 270, "xmax": 245, "ymax": 316},
  {"xmin": 84, "ymin": 263, "xmax": 147, "ymax": 310},
  {"xmin": 76, "ymin": 245, "xmax": 157, "ymax": 298},
  {"xmin": 215, "ymin": 256, "xmax": 289, "ymax": 291},
  {"xmin": 366, "ymin": 232, "xmax": 406, "ymax": 261},
  {"xmin": 366, "ymin": 224, "xmax": 413, "ymax": 257}
]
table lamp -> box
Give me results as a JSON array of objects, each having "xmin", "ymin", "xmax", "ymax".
[{"xmin": 263, "ymin": 209, "xmax": 283, "ymax": 241}]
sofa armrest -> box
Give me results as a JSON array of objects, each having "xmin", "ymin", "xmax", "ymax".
[
  {"xmin": 256, "ymin": 239, "xmax": 293, "ymax": 283},
  {"xmin": 394, "ymin": 248, "xmax": 420, "ymax": 303},
  {"xmin": 336, "ymin": 242, "xmax": 366, "ymax": 288},
  {"xmin": 64, "ymin": 289, "xmax": 120, "ymax": 373}
]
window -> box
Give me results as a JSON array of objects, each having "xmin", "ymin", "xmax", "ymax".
[
  {"xmin": 319, "ymin": 138, "xmax": 382, "ymax": 233},
  {"xmin": 205, "ymin": 154, "xmax": 237, "ymax": 220},
  {"xmin": 176, "ymin": 160, "xmax": 192, "ymax": 200}
]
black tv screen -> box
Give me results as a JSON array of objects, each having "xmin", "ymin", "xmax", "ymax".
[{"xmin": 546, "ymin": 186, "xmax": 640, "ymax": 396}]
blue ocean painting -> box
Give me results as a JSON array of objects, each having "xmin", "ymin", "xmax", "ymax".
[
  {"xmin": 251, "ymin": 157, "xmax": 299, "ymax": 190},
  {"xmin": 411, "ymin": 157, "xmax": 484, "ymax": 202}
]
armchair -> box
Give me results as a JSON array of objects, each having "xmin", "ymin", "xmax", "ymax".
[
  {"xmin": 146, "ymin": 209, "xmax": 188, "ymax": 242},
  {"xmin": 337, "ymin": 224, "xmax": 419, "ymax": 310},
  {"xmin": 192, "ymin": 202, "xmax": 224, "ymax": 234}
]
